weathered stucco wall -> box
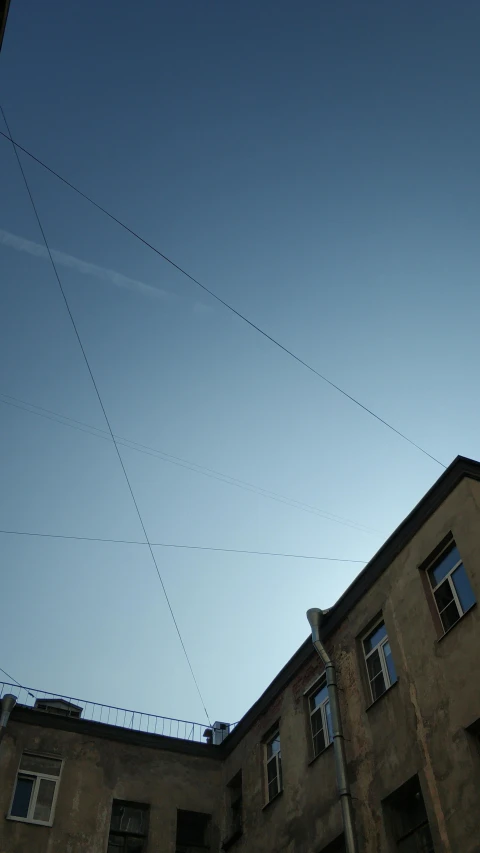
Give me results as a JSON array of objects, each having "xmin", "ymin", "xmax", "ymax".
[
  {"xmin": 221, "ymin": 476, "xmax": 480, "ymax": 853},
  {"xmin": 0, "ymin": 722, "xmax": 222, "ymax": 853}
]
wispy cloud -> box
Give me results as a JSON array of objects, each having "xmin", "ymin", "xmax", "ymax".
[{"xmin": 0, "ymin": 228, "xmax": 172, "ymax": 302}]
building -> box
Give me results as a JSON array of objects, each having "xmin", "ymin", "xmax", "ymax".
[{"xmin": 1, "ymin": 454, "xmax": 480, "ymax": 853}]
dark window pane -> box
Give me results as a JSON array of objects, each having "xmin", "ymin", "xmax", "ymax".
[
  {"xmin": 430, "ymin": 545, "xmax": 461, "ymax": 587},
  {"xmin": 10, "ymin": 775, "xmax": 34, "ymax": 818},
  {"xmin": 33, "ymin": 778, "xmax": 56, "ymax": 822},
  {"xmin": 383, "ymin": 642, "xmax": 397, "ymax": 686},
  {"xmin": 126, "ymin": 839, "xmax": 144, "ymax": 852},
  {"xmin": 268, "ymin": 777, "xmax": 279, "ymax": 800},
  {"xmin": 367, "ymin": 648, "xmax": 382, "ymax": 680},
  {"xmin": 277, "ymin": 754, "xmax": 283, "ymax": 790},
  {"xmin": 371, "ymin": 671, "xmax": 387, "ymax": 701},
  {"xmin": 363, "ymin": 622, "xmax": 387, "ymax": 654},
  {"xmin": 311, "ymin": 707, "xmax": 323, "ymax": 737},
  {"xmin": 439, "ymin": 599, "xmax": 461, "ymax": 632},
  {"xmin": 452, "ymin": 565, "xmax": 476, "ymax": 613},
  {"xmin": 267, "ymin": 758, "xmax": 277, "ymax": 784},
  {"xmin": 20, "ymin": 754, "xmax": 62, "ymax": 776},
  {"xmin": 434, "ymin": 578, "xmax": 455, "ymax": 612},
  {"xmin": 176, "ymin": 810, "xmax": 210, "ymax": 846},
  {"xmin": 108, "ymin": 835, "xmax": 125, "ymax": 852},
  {"xmin": 313, "ymin": 728, "xmax": 326, "ymax": 756}
]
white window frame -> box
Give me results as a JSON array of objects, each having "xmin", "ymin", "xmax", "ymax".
[
  {"xmin": 363, "ymin": 620, "xmax": 394, "ymax": 703},
  {"xmin": 308, "ymin": 677, "xmax": 331, "ymax": 757},
  {"xmin": 427, "ymin": 544, "xmax": 470, "ymax": 630},
  {"xmin": 265, "ymin": 730, "xmax": 282, "ymax": 802},
  {"xmin": 7, "ymin": 752, "xmax": 63, "ymax": 827}
]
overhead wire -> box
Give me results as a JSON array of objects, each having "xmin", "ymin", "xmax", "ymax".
[
  {"xmin": 0, "ymin": 392, "xmax": 381, "ymax": 536},
  {"xmin": 1, "ymin": 107, "xmax": 211, "ymax": 724},
  {"xmin": 0, "ymin": 126, "xmax": 446, "ymax": 470},
  {"xmin": 0, "ymin": 528, "xmax": 367, "ymax": 562},
  {"xmin": 0, "ymin": 666, "xmax": 23, "ymax": 687}
]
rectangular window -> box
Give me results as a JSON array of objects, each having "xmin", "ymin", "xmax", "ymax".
[
  {"xmin": 427, "ymin": 542, "xmax": 475, "ymax": 633},
  {"xmin": 384, "ymin": 776, "xmax": 434, "ymax": 852},
  {"xmin": 223, "ymin": 771, "xmax": 242, "ymax": 850},
  {"xmin": 8, "ymin": 752, "xmax": 62, "ymax": 826},
  {"xmin": 265, "ymin": 730, "xmax": 282, "ymax": 802},
  {"xmin": 363, "ymin": 620, "xmax": 397, "ymax": 702},
  {"xmin": 107, "ymin": 800, "xmax": 149, "ymax": 852},
  {"xmin": 176, "ymin": 809, "xmax": 211, "ymax": 850},
  {"xmin": 309, "ymin": 677, "xmax": 333, "ymax": 757}
]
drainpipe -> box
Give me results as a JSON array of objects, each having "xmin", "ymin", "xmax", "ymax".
[
  {"xmin": 306, "ymin": 609, "xmax": 358, "ymax": 853},
  {"xmin": 0, "ymin": 694, "xmax": 17, "ymax": 745}
]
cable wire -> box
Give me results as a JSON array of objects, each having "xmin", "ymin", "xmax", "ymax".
[
  {"xmin": 0, "ymin": 666, "xmax": 23, "ymax": 687},
  {"xmin": 1, "ymin": 107, "xmax": 211, "ymax": 724},
  {"xmin": 0, "ymin": 392, "xmax": 381, "ymax": 536},
  {"xmin": 0, "ymin": 127, "xmax": 446, "ymax": 469},
  {"xmin": 0, "ymin": 528, "xmax": 367, "ymax": 562}
]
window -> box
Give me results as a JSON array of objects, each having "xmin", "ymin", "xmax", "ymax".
[
  {"xmin": 427, "ymin": 542, "xmax": 475, "ymax": 633},
  {"xmin": 8, "ymin": 752, "xmax": 62, "ymax": 826},
  {"xmin": 176, "ymin": 809, "xmax": 211, "ymax": 851},
  {"xmin": 309, "ymin": 677, "xmax": 333, "ymax": 757},
  {"xmin": 384, "ymin": 776, "xmax": 434, "ymax": 852},
  {"xmin": 222, "ymin": 771, "xmax": 242, "ymax": 850},
  {"xmin": 107, "ymin": 801, "xmax": 149, "ymax": 852},
  {"xmin": 265, "ymin": 730, "xmax": 282, "ymax": 802},
  {"xmin": 363, "ymin": 620, "xmax": 397, "ymax": 702}
]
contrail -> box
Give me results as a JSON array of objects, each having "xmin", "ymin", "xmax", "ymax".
[{"xmin": 0, "ymin": 227, "xmax": 171, "ymax": 301}]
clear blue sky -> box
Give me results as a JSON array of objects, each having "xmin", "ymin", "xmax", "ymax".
[{"xmin": 1, "ymin": 0, "xmax": 480, "ymax": 726}]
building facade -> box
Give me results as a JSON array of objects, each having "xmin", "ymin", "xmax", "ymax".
[{"xmin": 1, "ymin": 455, "xmax": 480, "ymax": 853}]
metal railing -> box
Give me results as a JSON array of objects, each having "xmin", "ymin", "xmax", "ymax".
[{"xmin": 0, "ymin": 681, "xmax": 213, "ymax": 743}]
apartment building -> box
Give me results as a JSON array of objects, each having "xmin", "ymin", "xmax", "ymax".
[{"xmin": 1, "ymin": 455, "xmax": 479, "ymax": 853}]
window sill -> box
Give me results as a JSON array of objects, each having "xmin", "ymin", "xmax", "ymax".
[
  {"xmin": 308, "ymin": 739, "xmax": 334, "ymax": 766},
  {"xmin": 262, "ymin": 789, "xmax": 283, "ymax": 811},
  {"xmin": 6, "ymin": 815, "xmax": 53, "ymax": 827},
  {"xmin": 365, "ymin": 678, "xmax": 399, "ymax": 712},
  {"xmin": 222, "ymin": 829, "xmax": 243, "ymax": 851},
  {"xmin": 437, "ymin": 602, "xmax": 476, "ymax": 642}
]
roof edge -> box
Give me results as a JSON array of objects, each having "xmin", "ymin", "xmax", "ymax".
[{"xmin": 222, "ymin": 455, "xmax": 480, "ymax": 753}]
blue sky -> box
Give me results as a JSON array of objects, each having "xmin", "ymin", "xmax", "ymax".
[{"xmin": 1, "ymin": 0, "xmax": 480, "ymax": 726}]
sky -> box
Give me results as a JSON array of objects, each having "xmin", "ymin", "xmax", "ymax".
[{"xmin": 1, "ymin": 0, "xmax": 480, "ymax": 727}]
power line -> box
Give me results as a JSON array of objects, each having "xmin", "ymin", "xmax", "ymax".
[
  {"xmin": 0, "ymin": 392, "xmax": 381, "ymax": 536},
  {"xmin": 0, "ymin": 528, "xmax": 367, "ymax": 563},
  {"xmin": 0, "ymin": 666, "xmax": 23, "ymax": 687},
  {"xmin": 0, "ymin": 126, "xmax": 446, "ymax": 469},
  {"xmin": 1, "ymin": 108, "xmax": 211, "ymax": 724}
]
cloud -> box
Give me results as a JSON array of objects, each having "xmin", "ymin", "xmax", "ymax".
[{"xmin": 0, "ymin": 228, "xmax": 172, "ymax": 302}]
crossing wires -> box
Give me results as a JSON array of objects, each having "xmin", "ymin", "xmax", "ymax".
[
  {"xmin": 1, "ymin": 106, "xmax": 211, "ymax": 724},
  {"xmin": 0, "ymin": 126, "xmax": 446, "ymax": 469}
]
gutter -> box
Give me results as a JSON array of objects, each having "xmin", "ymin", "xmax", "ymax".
[{"xmin": 307, "ymin": 609, "xmax": 358, "ymax": 853}]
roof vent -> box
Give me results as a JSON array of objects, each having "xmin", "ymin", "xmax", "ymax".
[
  {"xmin": 212, "ymin": 721, "xmax": 230, "ymax": 745},
  {"xmin": 34, "ymin": 698, "xmax": 83, "ymax": 719}
]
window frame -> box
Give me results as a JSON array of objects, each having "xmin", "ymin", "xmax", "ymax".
[
  {"xmin": 7, "ymin": 752, "xmax": 63, "ymax": 827},
  {"xmin": 426, "ymin": 541, "xmax": 475, "ymax": 633},
  {"xmin": 107, "ymin": 799, "xmax": 149, "ymax": 852},
  {"xmin": 362, "ymin": 619, "xmax": 396, "ymax": 704},
  {"xmin": 264, "ymin": 729, "xmax": 282, "ymax": 803},
  {"xmin": 308, "ymin": 676, "xmax": 332, "ymax": 758}
]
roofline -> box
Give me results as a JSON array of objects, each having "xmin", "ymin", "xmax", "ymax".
[
  {"xmin": 9, "ymin": 706, "xmax": 222, "ymax": 760},
  {"xmin": 222, "ymin": 455, "xmax": 480, "ymax": 752}
]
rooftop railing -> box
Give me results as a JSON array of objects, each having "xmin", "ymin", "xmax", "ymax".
[{"xmin": 0, "ymin": 681, "xmax": 214, "ymax": 744}]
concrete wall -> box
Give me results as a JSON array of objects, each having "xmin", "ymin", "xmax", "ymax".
[
  {"xmin": 2, "ymin": 475, "xmax": 479, "ymax": 853},
  {"xmin": 0, "ymin": 721, "xmax": 222, "ymax": 853}
]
